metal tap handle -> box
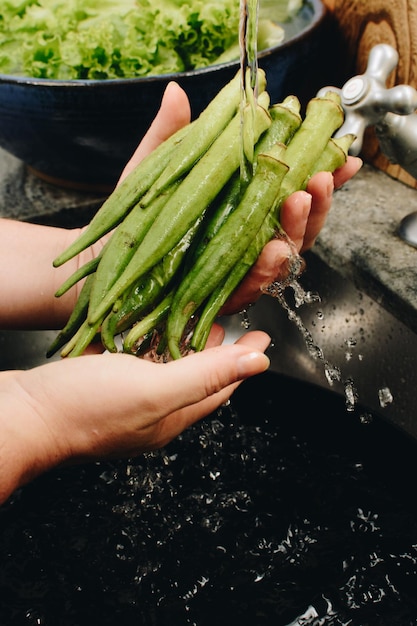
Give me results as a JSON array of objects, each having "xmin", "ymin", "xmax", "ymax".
[
  {"xmin": 317, "ymin": 44, "xmax": 417, "ymax": 159},
  {"xmin": 317, "ymin": 44, "xmax": 417, "ymax": 248}
]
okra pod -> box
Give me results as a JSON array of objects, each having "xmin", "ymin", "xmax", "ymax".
[
  {"xmin": 123, "ymin": 293, "xmax": 174, "ymax": 355},
  {"xmin": 88, "ymin": 180, "xmax": 180, "ymax": 317},
  {"xmin": 46, "ymin": 273, "xmax": 94, "ymax": 357},
  {"xmin": 308, "ymin": 133, "xmax": 356, "ymax": 177},
  {"xmin": 257, "ymin": 96, "xmax": 302, "ymax": 152},
  {"xmin": 52, "ymin": 122, "xmax": 192, "ymax": 268},
  {"xmin": 59, "ymin": 314, "xmax": 102, "ymax": 358},
  {"xmin": 166, "ymin": 145, "xmax": 289, "ymax": 359},
  {"xmin": 54, "ymin": 252, "xmax": 102, "ymax": 298},
  {"xmin": 87, "ymin": 94, "xmax": 272, "ymax": 325},
  {"xmin": 183, "ymin": 95, "xmax": 302, "ymax": 271},
  {"xmin": 100, "ymin": 216, "xmax": 204, "ymax": 352}
]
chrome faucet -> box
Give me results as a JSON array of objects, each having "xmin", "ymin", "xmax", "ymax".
[{"xmin": 317, "ymin": 43, "xmax": 417, "ymax": 248}]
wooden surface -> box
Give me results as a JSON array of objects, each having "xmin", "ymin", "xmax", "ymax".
[{"xmin": 322, "ymin": 0, "xmax": 417, "ymax": 188}]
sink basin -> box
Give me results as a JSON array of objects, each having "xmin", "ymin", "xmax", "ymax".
[
  {"xmin": 1, "ymin": 250, "xmax": 417, "ymax": 624},
  {"xmin": 1, "ymin": 342, "xmax": 417, "ymax": 625},
  {"xmin": 222, "ymin": 250, "xmax": 417, "ymax": 441}
]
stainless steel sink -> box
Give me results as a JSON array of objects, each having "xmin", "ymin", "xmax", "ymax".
[
  {"xmin": 222, "ymin": 250, "xmax": 417, "ymax": 441},
  {"xmin": 0, "ymin": 328, "xmax": 61, "ymax": 370}
]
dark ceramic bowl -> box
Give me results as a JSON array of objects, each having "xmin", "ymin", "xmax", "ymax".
[{"xmin": 0, "ymin": 0, "xmax": 332, "ymax": 190}]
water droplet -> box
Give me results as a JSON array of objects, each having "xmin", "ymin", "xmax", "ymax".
[
  {"xmin": 359, "ymin": 412, "xmax": 373, "ymax": 425},
  {"xmin": 378, "ymin": 387, "xmax": 393, "ymax": 408},
  {"xmin": 344, "ymin": 378, "xmax": 358, "ymax": 412}
]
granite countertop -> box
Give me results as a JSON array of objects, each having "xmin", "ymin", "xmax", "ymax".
[
  {"xmin": 0, "ymin": 147, "xmax": 105, "ymax": 227},
  {"xmin": 1, "ymin": 146, "xmax": 417, "ymax": 335},
  {"xmin": 314, "ymin": 163, "xmax": 417, "ymax": 335}
]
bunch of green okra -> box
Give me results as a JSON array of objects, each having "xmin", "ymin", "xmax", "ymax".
[{"xmin": 48, "ymin": 69, "xmax": 354, "ymax": 361}]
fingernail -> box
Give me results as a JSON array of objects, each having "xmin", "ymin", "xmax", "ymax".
[
  {"xmin": 326, "ymin": 173, "xmax": 334, "ymax": 198},
  {"xmin": 237, "ymin": 351, "xmax": 270, "ymax": 378},
  {"xmin": 302, "ymin": 194, "xmax": 312, "ymax": 219}
]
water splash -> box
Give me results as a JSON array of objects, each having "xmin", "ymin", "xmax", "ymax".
[{"xmin": 262, "ymin": 249, "xmax": 343, "ymax": 388}]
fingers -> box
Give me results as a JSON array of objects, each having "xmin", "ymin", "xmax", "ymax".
[
  {"xmin": 221, "ymin": 191, "xmax": 313, "ymax": 314},
  {"xmin": 18, "ymin": 333, "xmax": 270, "ymax": 465},
  {"xmin": 118, "ymin": 81, "xmax": 191, "ymax": 183},
  {"xmin": 333, "ymin": 155, "xmax": 362, "ymax": 189},
  {"xmin": 151, "ymin": 331, "xmax": 271, "ymax": 443},
  {"xmin": 162, "ymin": 331, "xmax": 271, "ymax": 408},
  {"xmin": 280, "ymin": 187, "xmax": 316, "ymax": 252},
  {"xmin": 299, "ymin": 171, "xmax": 334, "ymax": 251},
  {"xmin": 220, "ymin": 236, "xmax": 297, "ymax": 314},
  {"xmin": 204, "ymin": 322, "xmax": 226, "ymax": 348},
  {"xmin": 222, "ymin": 156, "xmax": 362, "ymax": 314},
  {"xmin": 299, "ymin": 156, "xmax": 362, "ymax": 251}
]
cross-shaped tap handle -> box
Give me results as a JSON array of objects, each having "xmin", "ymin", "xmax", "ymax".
[{"xmin": 317, "ymin": 44, "xmax": 417, "ymax": 157}]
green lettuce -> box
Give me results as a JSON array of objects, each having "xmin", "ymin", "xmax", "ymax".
[
  {"xmin": 0, "ymin": 0, "xmax": 291, "ymax": 80},
  {"xmin": 0, "ymin": 0, "xmax": 242, "ymax": 79}
]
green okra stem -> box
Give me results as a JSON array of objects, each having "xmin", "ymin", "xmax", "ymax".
[
  {"xmin": 309, "ymin": 133, "xmax": 356, "ymax": 177},
  {"xmin": 46, "ymin": 273, "xmax": 94, "ymax": 357},
  {"xmin": 166, "ymin": 144, "xmax": 289, "ymax": 360},
  {"xmin": 257, "ymin": 96, "xmax": 302, "ymax": 152},
  {"xmin": 123, "ymin": 293, "xmax": 174, "ymax": 355},
  {"xmin": 52, "ymin": 122, "xmax": 192, "ymax": 268},
  {"xmin": 87, "ymin": 93, "xmax": 272, "ymax": 326},
  {"xmin": 274, "ymin": 91, "xmax": 345, "ymax": 199}
]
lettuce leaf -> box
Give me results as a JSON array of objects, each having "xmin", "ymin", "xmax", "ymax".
[
  {"xmin": 0, "ymin": 0, "xmax": 293, "ymax": 80},
  {"xmin": 0, "ymin": 0, "xmax": 244, "ymax": 79}
]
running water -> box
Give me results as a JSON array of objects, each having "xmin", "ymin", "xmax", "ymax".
[
  {"xmin": 239, "ymin": 0, "xmax": 260, "ymax": 185},
  {"xmin": 259, "ymin": 237, "xmax": 381, "ymax": 415}
]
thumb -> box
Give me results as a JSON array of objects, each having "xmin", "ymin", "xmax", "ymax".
[
  {"xmin": 118, "ymin": 81, "xmax": 191, "ymax": 182},
  {"xmin": 145, "ymin": 331, "xmax": 271, "ymax": 441}
]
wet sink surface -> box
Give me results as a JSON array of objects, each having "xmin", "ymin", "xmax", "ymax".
[
  {"xmin": 1, "ymin": 251, "xmax": 417, "ymax": 624},
  {"xmin": 1, "ymin": 371, "xmax": 417, "ymax": 625},
  {"xmin": 222, "ymin": 250, "xmax": 417, "ymax": 441}
]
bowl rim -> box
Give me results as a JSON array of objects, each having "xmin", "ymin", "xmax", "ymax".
[{"xmin": 0, "ymin": 0, "xmax": 325, "ymax": 88}]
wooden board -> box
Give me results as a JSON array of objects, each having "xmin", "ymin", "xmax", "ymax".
[{"xmin": 321, "ymin": 0, "xmax": 417, "ymax": 188}]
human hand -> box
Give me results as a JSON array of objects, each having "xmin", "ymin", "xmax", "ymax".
[{"xmin": 0, "ymin": 329, "xmax": 270, "ymax": 503}]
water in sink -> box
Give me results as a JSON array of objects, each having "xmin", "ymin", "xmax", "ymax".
[{"xmin": 1, "ymin": 372, "xmax": 417, "ymax": 626}]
